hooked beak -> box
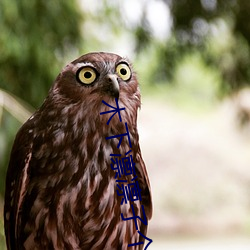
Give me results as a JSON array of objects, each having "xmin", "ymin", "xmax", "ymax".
[{"xmin": 107, "ymin": 74, "xmax": 119, "ymax": 99}]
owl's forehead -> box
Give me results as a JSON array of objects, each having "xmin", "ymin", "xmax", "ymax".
[{"xmin": 68, "ymin": 52, "xmax": 128, "ymax": 73}]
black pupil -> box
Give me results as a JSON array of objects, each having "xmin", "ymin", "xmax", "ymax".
[
  {"xmin": 84, "ymin": 71, "xmax": 92, "ymax": 79},
  {"xmin": 120, "ymin": 68, "xmax": 127, "ymax": 75}
]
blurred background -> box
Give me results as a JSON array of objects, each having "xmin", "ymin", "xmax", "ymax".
[{"xmin": 1, "ymin": 0, "xmax": 250, "ymax": 249}]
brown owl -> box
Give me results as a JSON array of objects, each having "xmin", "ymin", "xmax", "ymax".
[{"xmin": 4, "ymin": 52, "xmax": 152, "ymax": 249}]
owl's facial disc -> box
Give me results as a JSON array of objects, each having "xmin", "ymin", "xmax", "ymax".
[{"xmin": 107, "ymin": 74, "xmax": 119, "ymax": 99}]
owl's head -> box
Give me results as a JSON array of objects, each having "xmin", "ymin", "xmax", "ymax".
[{"xmin": 51, "ymin": 52, "xmax": 141, "ymax": 109}]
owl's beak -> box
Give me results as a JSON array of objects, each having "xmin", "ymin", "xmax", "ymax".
[{"xmin": 107, "ymin": 74, "xmax": 119, "ymax": 99}]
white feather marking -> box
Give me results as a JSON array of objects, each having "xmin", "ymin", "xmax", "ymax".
[
  {"xmin": 28, "ymin": 115, "xmax": 34, "ymax": 120},
  {"xmin": 5, "ymin": 212, "xmax": 10, "ymax": 221},
  {"xmin": 98, "ymin": 179, "xmax": 115, "ymax": 212},
  {"xmin": 15, "ymin": 148, "xmax": 32, "ymax": 239},
  {"xmin": 10, "ymin": 189, "xmax": 14, "ymax": 198},
  {"xmin": 74, "ymin": 62, "xmax": 94, "ymax": 71}
]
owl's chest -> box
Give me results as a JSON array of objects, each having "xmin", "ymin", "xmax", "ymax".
[
  {"xmin": 29, "ymin": 125, "xmax": 136, "ymax": 198},
  {"xmin": 22, "ymin": 127, "xmax": 141, "ymax": 248}
]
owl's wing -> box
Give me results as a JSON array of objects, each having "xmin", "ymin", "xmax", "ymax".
[
  {"xmin": 135, "ymin": 148, "xmax": 152, "ymax": 220},
  {"xmin": 4, "ymin": 121, "xmax": 34, "ymax": 249}
]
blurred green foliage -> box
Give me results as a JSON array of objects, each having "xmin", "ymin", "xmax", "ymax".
[
  {"xmin": 145, "ymin": 0, "xmax": 250, "ymax": 95},
  {"xmin": 0, "ymin": 0, "xmax": 82, "ymax": 108},
  {"xmin": 0, "ymin": 110, "xmax": 22, "ymax": 196}
]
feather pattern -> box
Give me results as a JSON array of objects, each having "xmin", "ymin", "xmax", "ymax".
[{"xmin": 4, "ymin": 52, "xmax": 152, "ymax": 249}]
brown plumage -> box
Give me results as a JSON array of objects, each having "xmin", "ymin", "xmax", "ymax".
[{"xmin": 4, "ymin": 52, "xmax": 152, "ymax": 249}]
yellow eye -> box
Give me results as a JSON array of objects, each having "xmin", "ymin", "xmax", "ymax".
[
  {"xmin": 116, "ymin": 63, "xmax": 131, "ymax": 81},
  {"xmin": 77, "ymin": 67, "xmax": 97, "ymax": 85}
]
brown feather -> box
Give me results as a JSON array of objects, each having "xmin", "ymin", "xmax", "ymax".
[{"xmin": 4, "ymin": 52, "xmax": 152, "ymax": 250}]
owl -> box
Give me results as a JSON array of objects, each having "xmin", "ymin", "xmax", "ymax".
[{"xmin": 4, "ymin": 52, "xmax": 152, "ymax": 249}]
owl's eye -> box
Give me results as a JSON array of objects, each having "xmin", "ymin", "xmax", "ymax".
[
  {"xmin": 77, "ymin": 67, "xmax": 97, "ymax": 85},
  {"xmin": 116, "ymin": 63, "xmax": 131, "ymax": 81}
]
